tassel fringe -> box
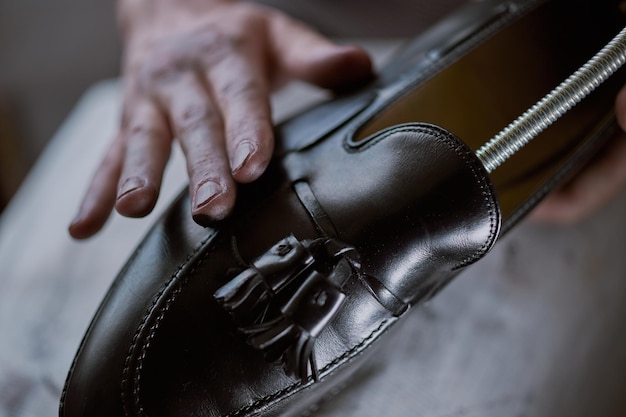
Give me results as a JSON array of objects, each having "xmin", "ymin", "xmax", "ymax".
[{"xmin": 214, "ymin": 234, "xmax": 357, "ymax": 382}]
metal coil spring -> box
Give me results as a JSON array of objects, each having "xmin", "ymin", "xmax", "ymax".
[{"xmin": 476, "ymin": 26, "xmax": 626, "ymax": 173}]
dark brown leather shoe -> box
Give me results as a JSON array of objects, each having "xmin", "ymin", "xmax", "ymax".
[{"xmin": 60, "ymin": 0, "xmax": 626, "ymax": 415}]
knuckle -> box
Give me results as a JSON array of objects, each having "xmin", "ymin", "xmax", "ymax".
[
  {"xmin": 188, "ymin": 158, "xmax": 223, "ymax": 180},
  {"xmin": 216, "ymin": 79, "xmax": 260, "ymax": 101},
  {"xmin": 199, "ymin": 37, "xmax": 241, "ymax": 66},
  {"xmin": 178, "ymin": 101, "xmax": 211, "ymax": 125},
  {"xmin": 193, "ymin": 23, "xmax": 253, "ymax": 66},
  {"xmin": 124, "ymin": 122, "xmax": 157, "ymax": 143},
  {"xmin": 230, "ymin": 117, "xmax": 269, "ymax": 140},
  {"xmin": 120, "ymin": 108, "xmax": 169, "ymax": 147},
  {"xmin": 100, "ymin": 151, "xmax": 120, "ymax": 171},
  {"xmin": 140, "ymin": 52, "xmax": 186, "ymax": 86},
  {"xmin": 175, "ymin": 101, "xmax": 217, "ymax": 134}
]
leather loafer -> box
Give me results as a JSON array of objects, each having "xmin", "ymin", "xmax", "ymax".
[{"xmin": 60, "ymin": 0, "xmax": 626, "ymax": 415}]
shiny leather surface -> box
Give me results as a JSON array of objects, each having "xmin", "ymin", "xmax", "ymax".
[
  {"xmin": 60, "ymin": 0, "xmax": 626, "ymax": 415},
  {"xmin": 356, "ymin": 0, "xmax": 626, "ymax": 227},
  {"xmin": 61, "ymin": 121, "xmax": 500, "ymax": 416}
]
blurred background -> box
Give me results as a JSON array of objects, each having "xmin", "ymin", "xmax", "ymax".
[{"xmin": 0, "ymin": 0, "xmax": 121, "ymax": 211}]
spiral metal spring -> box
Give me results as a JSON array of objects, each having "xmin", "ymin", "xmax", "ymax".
[{"xmin": 476, "ymin": 26, "xmax": 626, "ymax": 173}]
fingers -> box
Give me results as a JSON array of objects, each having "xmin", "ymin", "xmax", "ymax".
[
  {"xmin": 69, "ymin": 135, "xmax": 125, "ymax": 239},
  {"xmin": 115, "ymin": 99, "xmax": 171, "ymax": 217},
  {"xmin": 70, "ymin": 3, "xmax": 375, "ymax": 239},
  {"xmin": 266, "ymin": 9, "xmax": 373, "ymax": 90},
  {"xmin": 154, "ymin": 70, "xmax": 236, "ymax": 224},
  {"xmin": 69, "ymin": 98, "xmax": 171, "ymax": 239},
  {"xmin": 204, "ymin": 40, "xmax": 274, "ymax": 184},
  {"xmin": 530, "ymin": 132, "xmax": 626, "ymax": 224}
]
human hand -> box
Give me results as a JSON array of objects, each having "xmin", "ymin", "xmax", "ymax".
[
  {"xmin": 530, "ymin": 84, "xmax": 626, "ymax": 224},
  {"xmin": 69, "ymin": 0, "xmax": 373, "ymax": 239}
]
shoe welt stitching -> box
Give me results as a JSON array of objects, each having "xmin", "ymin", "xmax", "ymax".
[
  {"xmin": 127, "ymin": 227, "xmax": 392, "ymax": 417},
  {"xmin": 224, "ymin": 319, "xmax": 392, "ymax": 417},
  {"xmin": 345, "ymin": 123, "xmax": 499, "ymax": 270},
  {"xmin": 121, "ymin": 229, "xmax": 218, "ymax": 417},
  {"xmin": 127, "ymin": 126, "xmax": 498, "ymax": 416}
]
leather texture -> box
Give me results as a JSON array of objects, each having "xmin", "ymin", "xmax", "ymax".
[
  {"xmin": 60, "ymin": 0, "xmax": 626, "ymax": 415},
  {"xmin": 61, "ymin": 122, "xmax": 500, "ymax": 417}
]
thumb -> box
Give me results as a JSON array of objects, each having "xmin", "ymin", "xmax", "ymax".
[{"xmin": 266, "ymin": 10, "xmax": 373, "ymax": 91}]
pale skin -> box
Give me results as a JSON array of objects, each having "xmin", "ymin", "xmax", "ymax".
[{"xmin": 68, "ymin": 0, "xmax": 626, "ymax": 239}]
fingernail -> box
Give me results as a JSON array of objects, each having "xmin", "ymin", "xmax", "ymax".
[
  {"xmin": 118, "ymin": 177, "xmax": 145, "ymax": 199},
  {"xmin": 194, "ymin": 180, "xmax": 222, "ymax": 210},
  {"xmin": 231, "ymin": 141, "xmax": 254, "ymax": 174}
]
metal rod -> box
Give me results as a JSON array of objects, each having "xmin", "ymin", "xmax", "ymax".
[{"xmin": 476, "ymin": 26, "xmax": 626, "ymax": 173}]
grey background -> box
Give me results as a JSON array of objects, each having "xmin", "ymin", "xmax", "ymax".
[{"xmin": 0, "ymin": 0, "xmax": 121, "ymax": 172}]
